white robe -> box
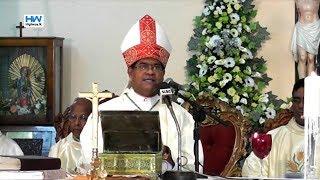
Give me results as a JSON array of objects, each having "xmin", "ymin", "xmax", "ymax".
[
  {"xmin": 49, "ymin": 132, "xmax": 84, "ymax": 173},
  {"xmin": 242, "ymin": 118, "xmax": 316, "ymax": 178},
  {"xmin": 0, "ymin": 131, "xmax": 23, "ymax": 156},
  {"xmin": 80, "ymin": 88, "xmax": 203, "ymax": 172}
]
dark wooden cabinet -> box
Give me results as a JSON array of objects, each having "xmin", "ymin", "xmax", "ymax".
[{"xmin": 0, "ymin": 37, "xmax": 64, "ymax": 125}]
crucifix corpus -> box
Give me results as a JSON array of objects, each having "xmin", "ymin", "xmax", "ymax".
[
  {"xmin": 79, "ymin": 82, "xmax": 113, "ymax": 178},
  {"xmin": 15, "ymin": 22, "xmax": 25, "ymax": 37}
]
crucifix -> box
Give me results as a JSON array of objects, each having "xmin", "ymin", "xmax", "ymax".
[
  {"xmin": 79, "ymin": 82, "xmax": 113, "ymax": 179},
  {"xmin": 79, "ymin": 82, "xmax": 113, "ymax": 150},
  {"xmin": 15, "ymin": 22, "xmax": 25, "ymax": 37}
]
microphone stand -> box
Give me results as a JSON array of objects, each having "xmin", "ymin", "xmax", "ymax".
[
  {"xmin": 174, "ymin": 91, "xmax": 228, "ymax": 172},
  {"xmin": 162, "ymin": 96, "xmax": 182, "ymax": 170},
  {"xmin": 190, "ymin": 105, "xmax": 206, "ymax": 173},
  {"xmin": 161, "ymin": 95, "xmax": 199, "ymax": 180}
]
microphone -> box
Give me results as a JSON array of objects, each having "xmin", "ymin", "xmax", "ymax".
[
  {"xmin": 158, "ymin": 82, "xmax": 182, "ymax": 170},
  {"xmin": 159, "ymin": 82, "xmax": 173, "ymax": 107},
  {"xmin": 163, "ymin": 81, "xmax": 229, "ymax": 126},
  {"xmin": 164, "ymin": 78, "xmax": 186, "ymax": 91}
]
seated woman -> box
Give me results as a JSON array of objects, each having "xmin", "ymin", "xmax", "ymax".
[{"xmin": 49, "ymin": 98, "xmax": 92, "ymax": 174}]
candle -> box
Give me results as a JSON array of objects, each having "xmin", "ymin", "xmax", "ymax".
[
  {"xmin": 303, "ymin": 71, "xmax": 320, "ymax": 179},
  {"xmin": 304, "ymin": 72, "xmax": 320, "ymax": 117}
]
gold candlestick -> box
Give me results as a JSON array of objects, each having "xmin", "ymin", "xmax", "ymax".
[
  {"xmin": 86, "ymin": 148, "xmax": 107, "ymax": 180},
  {"xmin": 88, "ymin": 148, "xmax": 100, "ymax": 179}
]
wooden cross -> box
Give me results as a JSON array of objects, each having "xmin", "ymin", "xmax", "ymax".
[
  {"xmin": 79, "ymin": 83, "xmax": 113, "ymax": 149},
  {"xmin": 15, "ymin": 22, "xmax": 25, "ymax": 37}
]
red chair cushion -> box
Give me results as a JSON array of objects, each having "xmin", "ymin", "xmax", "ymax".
[{"xmin": 200, "ymin": 123, "xmax": 235, "ymax": 176}]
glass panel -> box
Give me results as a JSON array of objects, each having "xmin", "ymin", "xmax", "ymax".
[
  {"xmin": 0, "ymin": 46, "xmax": 47, "ymax": 117},
  {"xmin": 6, "ymin": 132, "xmax": 33, "ymax": 139}
]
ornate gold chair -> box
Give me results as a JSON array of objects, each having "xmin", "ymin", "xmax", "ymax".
[
  {"xmin": 184, "ymin": 97, "xmax": 251, "ymax": 177},
  {"xmin": 53, "ymin": 106, "xmax": 71, "ymax": 141},
  {"xmin": 263, "ymin": 109, "xmax": 293, "ymax": 133}
]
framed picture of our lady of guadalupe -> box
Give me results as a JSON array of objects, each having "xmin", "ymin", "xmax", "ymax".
[{"xmin": 0, "ymin": 37, "xmax": 63, "ymax": 125}]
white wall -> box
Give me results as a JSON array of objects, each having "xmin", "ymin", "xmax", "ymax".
[
  {"xmin": 0, "ymin": 0, "xmax": 295, "ymax": 110},
  {"xmin": 255, "ymin": 0, "xmax": 295, "ymax": 100},
  {"xmin": 0, "ymin": 0, "xmax": 203, "ymax": 109}
]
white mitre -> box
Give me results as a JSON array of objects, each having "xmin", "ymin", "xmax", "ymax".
[{"xmin": 120, "ymin": 14, "xmax": 172, "ymax": 67}]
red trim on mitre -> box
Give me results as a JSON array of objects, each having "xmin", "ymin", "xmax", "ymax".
[{"xmin": 123, "ymin": 15, "xmax": 170, "ymax": 67}]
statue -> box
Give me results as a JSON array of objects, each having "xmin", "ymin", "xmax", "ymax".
[{"xmin": 291, "ymin": 0, "xmax": 320, "ymax": 79}]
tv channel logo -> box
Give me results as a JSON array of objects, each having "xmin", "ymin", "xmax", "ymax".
[{"xmin": 24, "ymin": 14, "xmax": 44, "ymax": 28}]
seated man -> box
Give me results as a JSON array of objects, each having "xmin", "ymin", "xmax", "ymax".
[
  {"xmin": 49, "ymin": 98, "xmax": 92, "ymax": 173},
  {"xmin": 80, "ymin": 14, "xmax": 203, "ymax": 171},
  {"xmin": 242, "ymin": 79, "xmax": 305, "ymax": 178},
  {"xmin": 0, "ymin": 131, "xmax": 24, "ymax": 156}
]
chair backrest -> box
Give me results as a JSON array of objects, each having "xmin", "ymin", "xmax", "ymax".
[
  {"xmin": 13, "ymin": 138, "xmax": 43, "ymax": 156},
  {"xmin": 184, "ymin": 97, "xmax": 250, "ymax": 177},
  {"xmin": 200, "ymin": 122, "xmax": 235, "ymax": 176},
  {"xmin": 53, "ymin": 106, "xmax": 71, "ymax": 141},
  {"xmin": 263, "ymin": 109, "xmax": 293, "ymax": 133},
  {"xmin": 54, "ymin": 93, "xmax": 118, "ymax": 141}
]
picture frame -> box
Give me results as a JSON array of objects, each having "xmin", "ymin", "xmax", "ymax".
[{"xmin": 0, "ymin": 37, "xmax": 64, "ymax": 125}]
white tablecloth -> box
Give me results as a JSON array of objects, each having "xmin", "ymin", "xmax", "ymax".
[{"xmin": 0, "ymin": 169, "xmax": 67, "ymax": 179}]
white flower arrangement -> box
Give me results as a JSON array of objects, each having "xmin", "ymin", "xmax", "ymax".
[{"xmin": 186, "ymin": 0, "xmax": 287, "ymax": 128}]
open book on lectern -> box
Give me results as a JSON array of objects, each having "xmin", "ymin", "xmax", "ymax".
[{"xmin": 100, "ymin": 111, "xmax": 162, "ymax": 153}]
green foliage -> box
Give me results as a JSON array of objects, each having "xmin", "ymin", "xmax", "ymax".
[{"xmin": 185, "ymin": 0, "xmax": 288, "ymax": 128}]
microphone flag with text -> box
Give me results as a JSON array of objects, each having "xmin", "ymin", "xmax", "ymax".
[{"xmin": 159, "ymin": 82, "xmax": 173, "ymax": 107}]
